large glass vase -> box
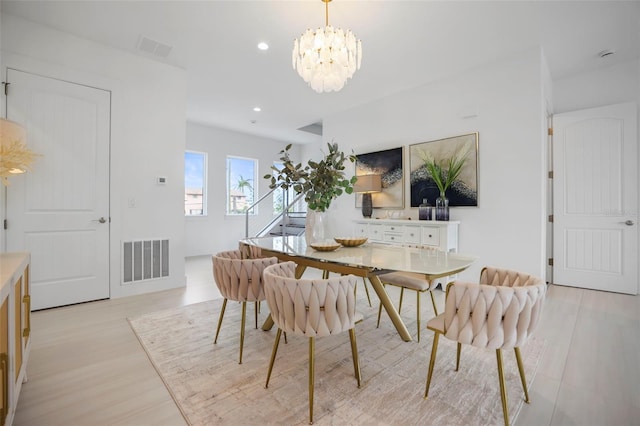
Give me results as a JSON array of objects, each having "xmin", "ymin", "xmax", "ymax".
[{"xmin": 435, "ymin": 193, "xmax": 449, "ymax": 221}]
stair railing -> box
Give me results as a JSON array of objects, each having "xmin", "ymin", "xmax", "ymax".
[{"xmin": 244, "ymin": 185, "xmax": 306, "ymax": 238}]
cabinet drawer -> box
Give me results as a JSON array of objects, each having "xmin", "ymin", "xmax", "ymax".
[
  {"xmin": 368, "ymin": 224, "xmax": 384, "ymax": 241},
  {"xmin": 383, "ymin": 224, "xmax": 402, "ymax": 233},
  {"xmin": 421, "ymin": 227, "xmax": 440, "ymax": 247},
  {"xmin": 403, "ymin": 226, "xmax": 421, "ymax": 244},
  {"xmin": 354, "ymin": 224, "xmax": 368, "ymax": 237},
  {"xmin": 383, "ymin": 232, "xmax": 403, "ymax": 244}
]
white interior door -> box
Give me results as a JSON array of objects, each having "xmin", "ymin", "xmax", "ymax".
[
  {"xmin": 6, "ymin": 69, "xmax": 111, "ymax": 309},
  {"xmin": 553, "ymin": 102, "xmax": 638, "ymax": 294}
]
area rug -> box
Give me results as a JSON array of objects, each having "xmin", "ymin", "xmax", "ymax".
[{"xmin": 128, "ymin": 298, "xmax": 545, "ymax": 426}]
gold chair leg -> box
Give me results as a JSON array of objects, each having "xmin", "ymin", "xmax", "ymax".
[
  {"xmin": 424, "ymin": 332, "xmax": 440, "ymax": 398},
  {"xmin": 349, "ymin": 328, "xmax": 362, "ymax": 387},
  {"xmin": 496, "ymin": 348, "xmax": 510, "ymax": 426},
  {"xmin": 254, "ymin": 301, "xmax": 259, "ymax": 329},
  {"xmin": 376, "ymin": 301, "xmax": 383, "ymax": 328},
  {"xmin": 362, "ymin": 278, "xmax": 372, "ymax": 307},
  {"xmin": 239, "ymin": 301, "xmax": 247, "ymax": 364},
  {"xmin": 514, "ymin": 347, "xmax": 530, "ymax": 403},
  {"xmin": 214, "ymin": 298, "xmax": 228, "ymax": 344},
  {"xmin": 265, "ymin": 328, "xmax": 282, "ymax": 388},
  {"xmin": 376, "ymin": 283, "xmax": 386, "ymax": 328},
  {"xmin": 398, "ymin": 287, "xmax": 405, "ymax": 313},
  {"xmin": 429, "ymin": 289, "xmax": 438, "ymax": 315},
  {"xmin": 416, "ymin": 291, "xmax": 421, "ymax": 342},
  {"xmin": 456, "ymin": 342, "xmax": 461, "ymax": 371},
  {"xmin": 309, "ymin": 337, "xmax": 315, "ymax": 425}
]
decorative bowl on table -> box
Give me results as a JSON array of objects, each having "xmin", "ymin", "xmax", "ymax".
[
  {"xmin": 334, "ymin": 237, "xmax": 368, "ymax": 247},
  {"xmin": 309, "ymin": 242, "xmax": 341, "ymax": 252}
]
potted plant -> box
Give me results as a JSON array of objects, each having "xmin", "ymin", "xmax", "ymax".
[
  {"xmin": 419, "ymin": 145, "xmax": 470, "ymax": 220},
  {"xmin": 265, "ymin": 142, "xmax": 357, "ymax": 241}
]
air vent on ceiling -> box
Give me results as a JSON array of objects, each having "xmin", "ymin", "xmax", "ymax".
[
  {"xmin": 136, "ymin": 35, "xmax": 173, "ymax": 58},
  {"xmin": 297, "ymin": 122, "xmax": 323, "ymax": 136}
]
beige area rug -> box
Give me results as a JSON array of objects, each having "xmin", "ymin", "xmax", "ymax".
[{"xmin": 128, "ymin": 297, "xmax": 545, "ymax": 426}]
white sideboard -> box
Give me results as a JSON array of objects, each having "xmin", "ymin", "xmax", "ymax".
[
  {"xmin": 353, "ymin": 219, "xmax": 459, "ymax": 253},
  {"xmin": 0, "ymin": 252, "xmax": 31, "ymax": 426}
]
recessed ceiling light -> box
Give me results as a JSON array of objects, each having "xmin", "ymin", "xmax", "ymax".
[
  {"xmin": 253, "ymin": 107, "xmax": 261, "ymax": 112},
  {"xmin": 257, "ymin": 42, "xmax": 269, "ymax": 51}
]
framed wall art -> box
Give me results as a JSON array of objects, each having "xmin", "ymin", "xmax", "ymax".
[
  {"xmin": 355, "ymin": 146, "xmax": 404, "ymax": 209},
  {"xmin": 409, "ymin": 133, "xmax": 478, "ymax": 207}
]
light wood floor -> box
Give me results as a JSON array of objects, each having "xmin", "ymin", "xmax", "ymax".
[{"xmin": 13, "ymin": 256, "xmax": 640, "ymax": 425}]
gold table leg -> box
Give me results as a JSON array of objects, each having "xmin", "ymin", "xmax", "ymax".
[{"xmin": 368, "ymin": 274, "xmax": 413, "ymax": 342}]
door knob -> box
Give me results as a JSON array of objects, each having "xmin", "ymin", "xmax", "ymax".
[
  {"xmin": 93, "ymin": 217, "xmax": 107, "ymax": 224},
  {"xmin": 624, "ymin": 220, "xmax": 634, "ymax": 226}
]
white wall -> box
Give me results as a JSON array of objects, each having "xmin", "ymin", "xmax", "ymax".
[
  {"xmin": 185, "ymin": 122, "xmax": 299, "ymax": 256},
  {"xmin": 1, "ymin": 15, "xmax": 187, "ymax": 298},
  {"xmin": 312, "ymin": 48, "xmax": 549, "ymax": 281},
  {"xmin": 553, "ymin": 59, "xmax": 640, "ymax": 114}
]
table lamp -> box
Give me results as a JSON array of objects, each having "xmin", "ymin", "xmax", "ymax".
[{"xmin": 354, "ymin": 174, "xmax": 382, "ymax": 218}]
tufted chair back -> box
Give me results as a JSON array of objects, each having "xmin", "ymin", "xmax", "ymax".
[
  {"xmin": 263, "ymin": 261, "xmax": 363, "ymax": 424},
  {"xmin": 479, "ymin": 266, "xmax": 542, "ymax": 288},
  {"xmin": 442, "ymin": 275, "xmax": 546, "ymax": 350},
  {"xmin": 212, "ymin": 250, "xmax": 277, "ymax": 302},
  {"xmin": 263, "ymin": 261, "xmax": 360, "ymax": 337},
  {"xmin": 424, "ymin": 266, "xmax": 546, "ymax": 426},
  {"xmin": 211, "ymin": 250, "xmax": 277, "ymax": 364}
]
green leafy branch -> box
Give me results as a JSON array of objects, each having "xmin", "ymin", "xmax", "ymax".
[{"xmin": 264, "ymin": 142, "xmax": 357, "ymax": 212}]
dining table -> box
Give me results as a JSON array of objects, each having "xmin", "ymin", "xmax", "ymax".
[{"xmin": 239, "ymin": 235, "xmax": 478, "ymax": 342}]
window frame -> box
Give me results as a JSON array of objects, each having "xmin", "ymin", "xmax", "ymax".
[
  {"xmin": 184, "ymin": 150, "xmax": 208, "ymax": 217},
  {"xmin": 226, "ymin": 155, "xmax": 258, "ymax": 216}
]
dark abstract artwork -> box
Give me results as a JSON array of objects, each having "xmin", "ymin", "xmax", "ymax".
[
  {"xmin": 355, "ymin": 147, "xmax": 404, "ymax": 209},
  {"xmin": 409, "ymin": 133, "xmax": 478, "ymax": 207}
]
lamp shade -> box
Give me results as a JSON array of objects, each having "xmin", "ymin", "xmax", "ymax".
[{"xmin": 354, "ymin": 174, "xmax": 382, "ymax": 193}]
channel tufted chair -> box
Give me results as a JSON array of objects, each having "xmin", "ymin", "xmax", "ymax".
[
  {"xmin": 212, "ymin": 250, "xmax": 277, "ymax": 364},
  {"xmin": 424, "ymin": 267, "xmax": 546, "ymax": 426},
  {"xmin": 263, "ymin": 261, "xmax": 362, "ymax": 425}
]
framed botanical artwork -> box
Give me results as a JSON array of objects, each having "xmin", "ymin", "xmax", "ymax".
[
  {"xmin": 355, "ymin": 146, "xmax": 404, "ymax": 209},
  {"xmin": 409, "ymin": 133, "xmax": 478, "ymax": 207}
]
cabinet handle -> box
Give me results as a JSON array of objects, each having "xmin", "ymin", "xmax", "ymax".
[
  {"xmin": 0, "ymin": 353, "xmax": 7, "ymax": 423},
  {"xmin": 428, "ymin": 234, "xmax": 433, "ymax": 238},
  {"xmin": 23, "ymin": 295, "xmax": 31, "ymax": 338}
]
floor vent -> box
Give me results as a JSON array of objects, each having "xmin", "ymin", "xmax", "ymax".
[{"xmin": 123, "ymin": 239, "xmax": 169, "ymax": 284}]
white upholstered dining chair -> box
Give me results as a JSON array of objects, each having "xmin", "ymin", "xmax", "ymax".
[
  {"xmin": 424, "ymin": 267, "xmax": 546, "ymax": 426},
  {"xmin": 376, "ymin": 246, "xmax": 441, "ymax": 342},
  {"xmin": 212, "ymin": 250, "xmax": 277, "ymax": 364},
  {"xmin": 263, "ymin": 261, "xmax": 362, "ymax": 425}
]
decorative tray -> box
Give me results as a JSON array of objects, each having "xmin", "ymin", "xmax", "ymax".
[
  {"xmin": 334, "ymin": 237, "xmax": 368, "ymax": 247},
  {"xmin": 309, "ymin": 242, "xmax": 341, "ymax": 252}
]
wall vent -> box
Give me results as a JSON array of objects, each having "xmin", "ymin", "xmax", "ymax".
[
  {"xmin": 136, "ymin": 35, "xmax": 173, "ymax": 58},
  {"xmin": 122, "ymin": 239, "xmax": 169, "ymax": 284}
]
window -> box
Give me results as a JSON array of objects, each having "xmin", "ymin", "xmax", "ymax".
[
  {"xmin": 185, "ymin": 151, "xmax": 207, "ymax": 216},
  {"xmin": 227, "ymin": 156, "xmax": 257, "ymax": 215},
  {"xmin": 271, "ymin": 161, "xmax": 304, "ymax": 215}
]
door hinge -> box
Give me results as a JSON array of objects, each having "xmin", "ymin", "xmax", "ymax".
[
  {"xmin": 1, "ymin": 81, "xmax": 8, "ymax": 96},
  {"xmin": 3, "ymin": 219, "xmax": 7, "ymax": 230},
  {"xmin": 548, "ymin": 171, "xmax": 553, "ymax": 179},
  {"xmin": 548, "ymin": 258, "xmax": 554, "ymax": 266},
  {"xmin": 548, "ymin": 215, "xmax": 554, "ymax": 223},
  {"xmin": 548, "ymin": 127, "xmax": 553, "ymax": 136}
]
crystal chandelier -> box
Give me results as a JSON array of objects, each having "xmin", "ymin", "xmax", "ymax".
[{"xmin": 292, "ymin": 0, "xmax": 362, "ymax": 93}]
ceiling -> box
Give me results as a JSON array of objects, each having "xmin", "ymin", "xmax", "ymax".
[{"xmin": 2, "ymin": 1, "xmax": 639, "ymax": 144}]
